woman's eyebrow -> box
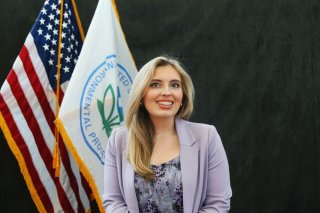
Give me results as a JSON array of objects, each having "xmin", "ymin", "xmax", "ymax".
[
  {"xmin": 170, "ymin": 79, "xmax": 181, "ymax": 82},
  {"xmin": 151, "ymin": 79, "xmax": 161, "ymax": 81},
  {"xmin": 150, "ymin": 79, "xmax": 181, "ymax": 82}
]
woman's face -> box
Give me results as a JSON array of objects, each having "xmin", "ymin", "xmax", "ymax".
[{"xmin": 143, "ymin": 65, "xmax": 183, "ymax": 121}]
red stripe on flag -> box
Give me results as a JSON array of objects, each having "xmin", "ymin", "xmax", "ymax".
[
  {"xmin": 58, "ymin": 135, "xmax": 86, "ymax": 213},
  {"xmin": 0, "ymin": 94, "xmax": 54, "ymax": 213},
  {"xmin": 7, "ymin": 71, "xmax": 74, "ymax": 212},
  {"xmin": 19, "ymin": 46, "xmax": 55, "ymax": 133},
  {"xmin": 81, "ymin": 172, "xmax": 93, "ymax": 201},
  {"xmin": 20, "ymin": 46, "xmax": 86, "ymax": 212}
]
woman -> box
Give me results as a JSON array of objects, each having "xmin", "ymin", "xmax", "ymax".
[{"xmin": 103, "ymin": 56, "xmax": 232, "ymax": 212}]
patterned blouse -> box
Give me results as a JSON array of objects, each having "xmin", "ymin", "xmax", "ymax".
[{"xmin": 134, "ymin": 156, "xmax": 184, "ymax": 213}]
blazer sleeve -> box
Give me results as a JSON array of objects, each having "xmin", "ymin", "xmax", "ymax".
[
  {"xmin": 199, "ymin": 126, "xmax": 232, "ymax": 213},
  {"xmin": 103, "ymin": 129, "xmax": 129, "ymax": 213}
]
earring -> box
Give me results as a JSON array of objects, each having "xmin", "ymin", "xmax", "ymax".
[{"xmin": 180, "ymin": 102, "xmax": 183, "ymax": 106}]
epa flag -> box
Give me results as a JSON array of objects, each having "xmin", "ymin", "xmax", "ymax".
[
  {"xmin": 0, "ymin": 0, "xmax": 91, "ymax": 212},
  {"xmin": 56, "ymin": 0, "xmax": 137, "ymax": 211}
]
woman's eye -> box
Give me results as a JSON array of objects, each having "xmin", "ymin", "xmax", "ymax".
[
  {"xmin": 171, "ymin": 83, "xmax": 181, "ymax": 88},
  {"xmin": 150, "ymin": 82, "xmax": 160, "ymax": 88}
]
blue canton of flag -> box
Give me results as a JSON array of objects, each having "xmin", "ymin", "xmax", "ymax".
[{"xmin": 31, "ymin": 0, "xmax": 82, "ymax": 90}]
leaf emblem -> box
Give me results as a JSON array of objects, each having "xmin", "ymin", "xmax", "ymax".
[{"xmin": 97, "ymin": 84, "xmax": 121, "ymax": 137}]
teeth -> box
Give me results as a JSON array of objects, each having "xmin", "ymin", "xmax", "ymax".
[{"xmin": 158, "ymin": 101, "xmax": 173, "ymax": 106}]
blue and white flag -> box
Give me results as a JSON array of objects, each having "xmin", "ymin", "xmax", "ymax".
[{"xmin": 56, "ymin": 0, "xmax": 137, "ymax": 211}]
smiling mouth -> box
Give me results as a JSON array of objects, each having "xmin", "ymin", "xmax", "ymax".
[{"xmin": 157, "ymin": 101, "xmax": 173, "ymax": 106}]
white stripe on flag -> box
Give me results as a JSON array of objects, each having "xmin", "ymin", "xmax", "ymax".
[
  {"xmin": 13, "ymin": 56, "xmax": 55, "ymax": 151},
  {"xmin": 24, "ymin": 34, "xmax": 57, "ymax": 114}
]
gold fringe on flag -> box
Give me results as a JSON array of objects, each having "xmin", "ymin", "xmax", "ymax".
[{"xmin": 56, "ymin": 118, "xmax": 105, "ymax": 212}]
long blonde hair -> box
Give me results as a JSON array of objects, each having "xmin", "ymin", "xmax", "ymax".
[{"xmin": 126, "ymin": 56, "xmax": 194, "ymax": 179}]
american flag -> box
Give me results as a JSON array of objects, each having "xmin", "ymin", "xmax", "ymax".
[{"xmin": 0, "ymin": 0, "xmax": 91, "ymax": 212}]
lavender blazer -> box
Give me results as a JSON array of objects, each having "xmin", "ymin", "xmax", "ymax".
[{"xmin": 103, "ymin": 118, "xmax": 232, "ymax": 213}]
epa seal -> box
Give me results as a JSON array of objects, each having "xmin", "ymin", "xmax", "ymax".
[{"xmin": 80, "ymin": 55, "xmax": 134, "ymax": 165}]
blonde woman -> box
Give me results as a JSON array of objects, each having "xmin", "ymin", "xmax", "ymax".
[{"xmin": 103, "ymin": 56, "xmax": 232, "ymax": 212}]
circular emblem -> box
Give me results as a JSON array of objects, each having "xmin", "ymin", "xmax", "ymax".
[{"xmin": 80, "ymin": 55, "xmax": 133, "ymax": 165}]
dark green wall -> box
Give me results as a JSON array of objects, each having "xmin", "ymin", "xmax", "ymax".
[{"xmin": 1, "ymin": 0, "xmax": 319, "ymax": 212}]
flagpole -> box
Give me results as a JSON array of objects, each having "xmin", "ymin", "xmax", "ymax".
[
  {"xmin": 71, "ymin": 0, "xmax": 85, "ymax": 41},
  {"xmin": 111, "ymin": 0, "xmax": 136, "ymax": 66},
  {"xmin": 53, "ymin": 0, "xmax": 65, "ymax": 177}
]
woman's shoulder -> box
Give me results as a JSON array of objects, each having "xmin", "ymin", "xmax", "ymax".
[
  {"xmin": 179, "ymin": 119, "xmax": 224, "ymax": 158},
  {"xmin": 111, "ymin": 125, "xmax": 128, "ymax": 137},
  {"xmin": 108, "ymin": 126, "xmax": 129, "ymax": 149},
  {"xmin": 179, "ymin": 118, "xmax": 217, "ymax": 133},
  {"xmin": 177, "ymin": 119, "xmax": 220, "ymax": 147}
]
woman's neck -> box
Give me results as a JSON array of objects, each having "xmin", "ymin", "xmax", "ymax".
[{"xmin": 151, "ymin": 117, "xmax": 176, "ymax": 137}]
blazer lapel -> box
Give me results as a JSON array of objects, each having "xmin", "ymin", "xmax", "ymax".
[
  {"xmin": 122, "ymin": 151, "xmax": 139, "ymax": 212},
  {"xmin": 176, "ymin": 118, "xmax": 199, "ymax": 212}
]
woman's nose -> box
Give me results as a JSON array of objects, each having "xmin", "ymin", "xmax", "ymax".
[{"xmin": 161, "ymin": 85, "xmax": 171, "ymax": 96}]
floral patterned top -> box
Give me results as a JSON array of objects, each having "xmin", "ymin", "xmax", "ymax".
[{"xmin": 134, "ymin": 156, "xmax": 184, "ymax": 213}]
